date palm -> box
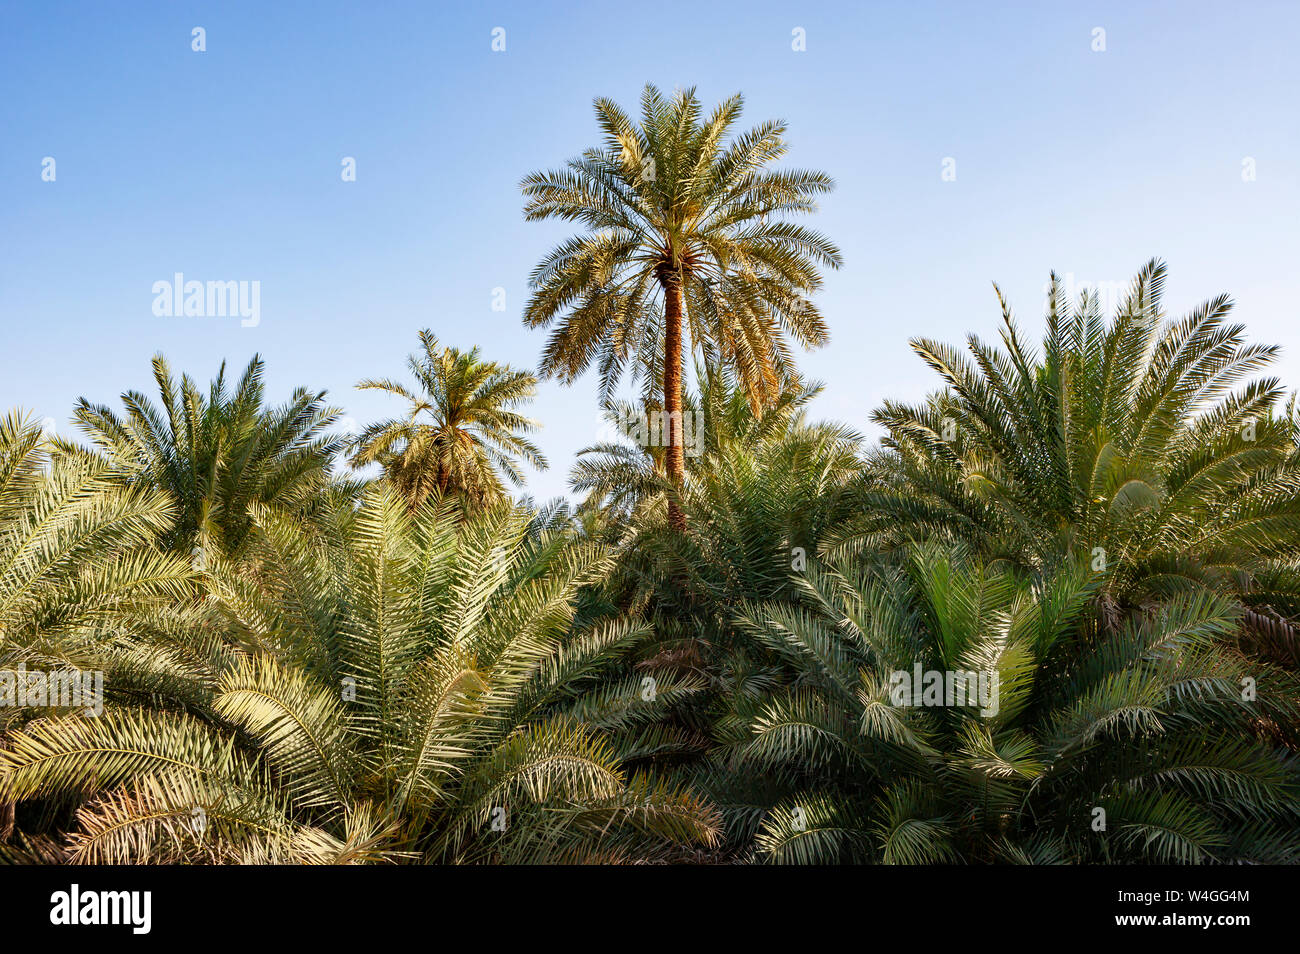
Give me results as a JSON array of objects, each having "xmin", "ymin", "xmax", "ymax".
[
  {"xmin": 351, "ymin": 330, "xmax": 546, "ymax": 510},
  {"xmin": 572, "ymin": 375, "xmax": 865, "ymax": 806},
  {"xmin": 0, "ymin": 410, "xmax": 192, "ymax": 841},
  {"xmin": 522, "ymin": 84, "xmax": 842, "ymax": 528},
  {"xmin": 73, "ymin": 354, "xmax": 343, "ymax": 557},
  {"xmin": 837, "ymin": 260, "xmax": 1300, "ymax": 623}
]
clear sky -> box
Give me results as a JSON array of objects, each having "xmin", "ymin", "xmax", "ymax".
[{"xmin": 3, "ymin": 0, "xmax": 1298, "ymax": 503}]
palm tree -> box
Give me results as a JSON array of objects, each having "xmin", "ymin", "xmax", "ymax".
[
  {"xmin": 835, "ymin": 260, "xmax": 1300, "ymax": 621},
  {"xmin": 351, "ymin": 330, "xmax": 546, "ymax": 511},
  {"xmin": 521, "ymin": 84, "xmax": 842, "ymax": 529},
  {"xmin": 73, "ymin": 354, "xmax": 344, "ymax": 557},
  {"xmin": 569, "ymin": 377, "xmax": 865, "ymax": 832},
  {"xmin": 0, "ymin": 488, "xmax": 719, "ymax": 863}
]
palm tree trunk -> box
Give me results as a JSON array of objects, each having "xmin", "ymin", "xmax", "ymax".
[{"xmin": 662, "ymin": 274, "xmax": 687, "ymax": 532}]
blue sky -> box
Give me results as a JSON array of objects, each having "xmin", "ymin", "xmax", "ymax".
[{"xmin": 3, "ymin": 0, "xmax": 1298, "ymax": 502}]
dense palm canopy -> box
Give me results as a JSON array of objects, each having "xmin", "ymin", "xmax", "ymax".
[
  {"xmin": 0, "ymin": 412, "xmax": 194, "ymax": 842},
  {"xmin": 350, "ymin": 330, "xmax": 546, "ymax": 510},
  {"xmin": 522, "ymin": 84, "xmax": 842, "ymax": 523},
  {"xmin": 0, "ymin": 488, "xmax": 718, "ymax": 862},
  {"xmin": 3, "ymin": 110, "xmax": 1300, "ymax": 871},
  {"xmin": 0, "ymin": 411, "xmax": 191, "ymax": 660},
  {"xmin": 725, "ymin": 546, "xmax": 1300, "ymax": 863}
]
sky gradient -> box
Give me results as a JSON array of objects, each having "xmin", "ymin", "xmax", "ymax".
[{"xmin": 3, "ymin": 0, "xmax": 1298, "ymax": 502}]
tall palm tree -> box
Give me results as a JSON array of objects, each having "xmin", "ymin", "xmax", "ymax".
[
  {"xmin": 351, "ymin": 330, "xmax": 546, "ymax": 511},
  {"xmin": 521, "ymin": 84, "xmax": 842, "ymax": 528},
  {"xmin": 0, "ymin": 488, "xmax": 719, "ymax": 863},
  {"xmin": 73, "ymin": 354, "xmax": 344, "ymax": 557}
]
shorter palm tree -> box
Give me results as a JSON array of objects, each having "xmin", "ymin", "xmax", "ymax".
[
  {"xmin": 0, "ymin": 410, "xmax": 193, "ymax": 844},
  {"xmin": 839, "ymin": 260, "xmax": 1300, "ymax": 615},
  {"xmin": 351, "ymin": 330, "xmax": 546, "ymax": 510},
  {"xmin": 73, "ymin": 354, "xmax": 343, "ymax": 556},
  {"xmin": 569, "ymin": 374, "xmax": 864, "ymax": 801}
]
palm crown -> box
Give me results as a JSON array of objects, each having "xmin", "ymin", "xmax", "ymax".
[
  {"xmin": 727, "ymin": 544, "xmax": 1300, "ymax": 864},
  {"xmin": 350, "ymin": 330, "xmax": 546, "ymax": 510},
  {"xmin": 522, "ymin": 83, "xmax": 841, "ymax": 525},
  {"xmin": 0, "ymin": 411, "xmax": 190, "ymax": 658},
  {"xmin": 840, "ymin": 260, "xmax": 1300, "ymax": 611},
  {"xmin": 73, "ymin": 354, "xmax": 342, "ymax": 556}
]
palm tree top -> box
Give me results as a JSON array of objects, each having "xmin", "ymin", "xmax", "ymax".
[
  {"xmin": 521, "ymin": 83, "xmax": 842, "ymax": 408},
  {"xmin": 351, "ymin": 329, "xmax": 546, "ymax": 509},
  {"xmin": 72, "ymin": 353, "xmax": 342, "ymax": 554},
  {"xmin": 850, "ymin": 258, "xmax": 1300, "ymax": 601}
]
